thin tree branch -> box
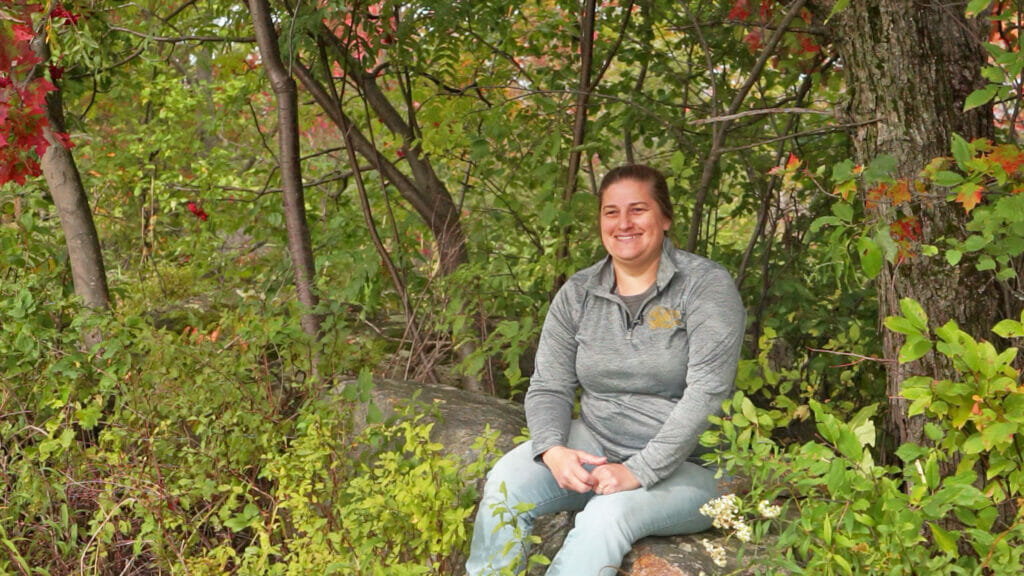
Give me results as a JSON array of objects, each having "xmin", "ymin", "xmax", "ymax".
[
  {"xmin": 686, "ymin": 0, "xmax": 808, "ymax": 253},
  {"xmin": 691, "ymin": 106, "xmax": 834, "ymax": 125}
]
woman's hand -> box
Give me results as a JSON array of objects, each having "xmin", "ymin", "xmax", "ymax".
[
  {"xmin": 590, "ymin": 463, "xmax": 640, "ymax": 495},
  {"xmin": 541, "ymin": 446, "xmax": 607, "ymax": 493}
]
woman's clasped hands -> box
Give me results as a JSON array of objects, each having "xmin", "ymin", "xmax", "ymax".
[{"xmin": 541, "ymin": 446, "xmax": 641, "ymax": 495}]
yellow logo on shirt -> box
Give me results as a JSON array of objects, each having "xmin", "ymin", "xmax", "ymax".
[{"xmin": 647, "ymin": 305, "xmax": 684, "ymax": 330}]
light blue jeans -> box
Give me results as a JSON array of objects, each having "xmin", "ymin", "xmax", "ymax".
[{"xmin": 465, "ymin": 420, "xmax": 723, "ymax": 576}]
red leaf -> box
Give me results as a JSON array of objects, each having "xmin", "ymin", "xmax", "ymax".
[
  {"xmin": 728, "ymin": 0, "xmax": 751, "ymax": 20},
  {"xmin": 51, "ymin": 5, "xmax": 81, "ymax": 25},
  {"xmin": 798, "ymin": 34, "xmax": 820, "ymax": 54},
  {"xmin": 54, "ymin": 131, "xmax": 73, "ymax": 149},
  {"xmin": 743, "ymin": 30, "xmax": 763, "ymax": 52}
]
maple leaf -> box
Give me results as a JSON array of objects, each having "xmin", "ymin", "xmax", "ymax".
[
  {"xmin": 728, "ymin": 0, "xmax": 751, "ymax": 20},
  {"xmin": 955, "ymin": 183, "xmax": 984, "ymax": 213},
  {"xmin": 54, "ymin": 131, "xmax": 73, "ymax": 149},
  {"xmin": 12, "ymin": 24, "xmax": 33, "ymax": 45},
  {"xmin": 786, "ymin": 152, "xmax": 801, "ymax": 170},
  {"xmin": 50, "ymin": 5, "xmax": 81, "ymax": 26},
  {"xmin": 744, "ymin": 30, "xmax": 763, "ymax": 52},
  {"xmin": 889, "ymin": 179, "xmax": 911, "ymax": 205},
  {"xmin": 798, "ymin": 34, "xmax": 820, "ymax": 54},
  {"xmin": 989, "ymin": 144, "xmax": 1024, "ymax": 176}
]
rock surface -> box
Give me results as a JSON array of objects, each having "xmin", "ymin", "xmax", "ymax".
[{"xmin": 363, "ymin": 379, "xmax": 746, "ymax": 576}]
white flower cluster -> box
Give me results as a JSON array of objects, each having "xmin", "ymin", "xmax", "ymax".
[
  {"xmin": 699, "ymin": 493, "xmax": 752, "ymax": 542},
  {"xmin": 701, "ymin": 538, "xmax": 728, "ymax": 568},
  {"xmin": 699, "ymin": 493, "xmax": 740, "ymax": 530},
  {"xmin": 698, "ymin": 494, "xmax": 784, "ymax": 567},
  {"xmin": 757, "ymin": 499, "xmax": 782, "ymax": 519}
]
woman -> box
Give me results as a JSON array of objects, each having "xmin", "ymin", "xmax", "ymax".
[{"xmin": 465, "ymin": 164, "xmax": 745, "ymax": 576}]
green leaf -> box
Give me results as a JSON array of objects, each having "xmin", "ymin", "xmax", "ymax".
[
  {"xmin": 899, "ymin": 334, "xmax": 933, "ymax": 363},
  {"xmin": 899, "ymin": 299, "xmax": 930, "ymax": 331},
  {"xmin": 965, "ymin": 0, "xmax": 994, "ymax": 18},
  {"xmin": 929, "ymin": 522, "xmax": 961, "ymax": 556},
  {"xmin": 895, "ymin": 443, "xmax": 929, "ymax": 462},
  {"xmin": 945, "ymin": 249, "xmax": 963, "ymax": 266},
  {"xmin": 951, "ymin": 133, "xmax": 971, "ymax": 169},
  {"xmin": 857, "ymin": 236, "xmax": 883, "ymax": 279},
  {"xmin": 825, "ymin": 0, "xmax": 850, "ymax": 23},
  {"xmin": 924, "ymin": 422, "xmax": 944, "ymax": 442},
  {"xmin": 810, "ymin": 215, "xmax": 842, "ymax": 231},
  {"xmin": 740, "ymin": 396, "xmax": 758, "ymax": 425},
  {"xmin": 996, "ymin": 267, "xmax": 1017, "ymax": 281},
  {"xmin": 932, "ymin": 170, "xmax": 964, "ymax": 187},
  {"xmin": 831, "ymin": 202, "xmax": 854, "ymax": 222},
  {"xmin": 837, "ymin": 427, "xmax": 863, "ymax": 461},
  {"xmin": 863, "ymin": 155, "xmax": 898, "ymax": 185},
  {"xmin": 964, "ymin": 85, "xmax": 998, "ymax": 111},
  {"xmin": 962, "ymin": 234, "xmax": 990, "ymax": 252},
  {"xmin": 993, "ymin": 319, "xmax": 1024, "ymax": 338},
  {"xmin": 830, "ymin": 159, "xmax": 856, "ymax": 183},
  {"xmin": 884, "ymin": 316, "xmax": 925, "ymax": 337}
]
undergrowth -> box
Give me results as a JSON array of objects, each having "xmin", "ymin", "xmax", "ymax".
[{"xmin": 0, "ymin": 268, "xmax": 500, "ymax": 574}]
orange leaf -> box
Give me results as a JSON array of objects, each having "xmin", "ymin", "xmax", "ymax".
[
  {"xmin": 955, "ymin": 183, "xmax": 984, "ymax": 213},
  {"xmin": 889, "ymin": 180, "xmax": 911, "ymax": 205}
]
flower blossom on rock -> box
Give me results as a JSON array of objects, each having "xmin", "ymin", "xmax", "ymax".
[
  {"xmin": 701, "ymin": 538, "xmax": 727, "ymax": 568},
  {"xmin": 699, "ymin": 493, "xmax": 741, "ymax": 530},
  {"xmin": 758, "ymin": 499, "xmax": 782, "ymax": 519}
]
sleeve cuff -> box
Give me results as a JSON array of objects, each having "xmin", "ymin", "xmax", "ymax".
[{"xmin": 623, "ymin": 456, "xmax": 658, "ymax": 488}]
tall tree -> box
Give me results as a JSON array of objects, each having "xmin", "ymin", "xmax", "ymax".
[
  {"xmin": 23, "ymin": 6, "xmax": 109, "ymax": 350},
  {"xmin": 824, "ymin": 0, "xmax": 1002, "ymax": 448}
]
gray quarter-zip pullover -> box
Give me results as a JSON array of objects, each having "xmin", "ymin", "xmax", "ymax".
[{"xmin": 525, "ymin": 239, "xmax": 745, "ymax": 487}]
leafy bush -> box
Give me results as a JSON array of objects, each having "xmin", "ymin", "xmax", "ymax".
[
  {"xmin": 704, "ymin": 299, "xmax": 1024, "ymax": 575},
  {"xmin": 0, "ymin": 273, "xmax": 498, "ymax": 575}
]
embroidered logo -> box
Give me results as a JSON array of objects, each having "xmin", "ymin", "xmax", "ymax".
[{"xmin": 647, "ymin": 305, "xmax": 684, "ymax": 330}]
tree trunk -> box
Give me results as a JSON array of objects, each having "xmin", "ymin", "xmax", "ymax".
[
  {"xmin": 248, "ymin": 0, "xmax": 322, "ymax": 343},
  {"xmin": 829, "ymin": 0, "xmax": 996, "ymax": 448},
  {"xmin": 31, "ymin": 33, "xmax": 109, "ymax": 349}
]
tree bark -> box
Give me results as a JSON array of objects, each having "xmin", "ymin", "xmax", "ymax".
[
  {"xmin": 248, "ymin": 0, "xmax": 322, "ymax": 342},
  {"xmin": 828, "ymin": 0, "xmax": 997, "ymax": 448},
  {"xmin": 31, "ymin": 32, "xmax": 110, "ymax": 349}
]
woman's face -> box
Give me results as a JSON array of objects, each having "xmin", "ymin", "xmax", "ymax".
[{"xmin": 599, "ymin": 178, "xmax": 671, "ymax": 271}]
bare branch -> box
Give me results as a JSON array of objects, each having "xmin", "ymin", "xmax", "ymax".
[{"xmin": 691, "ymin": 107, "xmax": 834, "ymax": 125}]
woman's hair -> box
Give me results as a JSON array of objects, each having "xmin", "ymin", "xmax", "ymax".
[{"xmin": 597, "ymin": 164, "xmax": 673, "ymax": 222}]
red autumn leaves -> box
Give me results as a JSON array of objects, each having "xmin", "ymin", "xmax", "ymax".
[
  {"xmin": 187, "ymin": 201, "xmax": 209, "ymax": 222},
  {"xmin": 0, "ymin": 4, "xmax": 78, "ymax": 186}
]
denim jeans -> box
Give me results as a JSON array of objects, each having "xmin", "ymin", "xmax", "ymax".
[{"xmin": 465, "ymin": 420, "xmax": 723, "ymax": 576}]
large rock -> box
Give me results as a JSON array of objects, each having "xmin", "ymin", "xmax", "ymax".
[{"xmin": 363, "ymin": 379, "xmax": 746, "ymax": 575}]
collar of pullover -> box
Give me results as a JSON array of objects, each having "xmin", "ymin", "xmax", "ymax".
[{"xmin": 585, "ymin": 238, "xmax": 680, "ymax": 298}]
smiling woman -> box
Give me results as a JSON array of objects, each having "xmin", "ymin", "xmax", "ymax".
[
  {"xmin": 598, "ymin": 166, "xmax": 674, "ymax": 295},
  {"xmin": 465, "ymin": 164, "xmax": 747, "ymax": 576}
]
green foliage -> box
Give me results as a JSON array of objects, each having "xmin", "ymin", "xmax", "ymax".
[
  {"xmin": 476, "ymin": 483, "xmax": 550, "ymax": 576},
  {"xmin": 706, "ymin": 300, "xmax": 1024, "ymax": 575},
  {"xmin": 0, "ymin": 255, "xmax": 498, "ymax": 574}
]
